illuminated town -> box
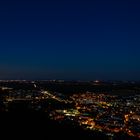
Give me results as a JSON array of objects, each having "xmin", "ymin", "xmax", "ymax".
[{"xmin": 0, "ymin": 80, "xmax": 140, "ymax": 139}]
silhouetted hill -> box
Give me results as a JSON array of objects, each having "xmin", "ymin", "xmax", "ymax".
[
  {"xmin": 0, "ymin": 112, "xmax": 138, "ymax": 140},
  {"xmin": 0, "ymin": 112, "xmax": 109, "ymax": 140}
]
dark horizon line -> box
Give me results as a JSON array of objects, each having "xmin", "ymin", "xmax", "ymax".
[{"xmin": 0, "ymin": 79, "xmax": 139, "ymax": 82}]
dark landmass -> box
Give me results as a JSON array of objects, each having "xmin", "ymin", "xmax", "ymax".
[{"xmin": 1, "ymin": 113, "xmax": 138, "ymax": 140}]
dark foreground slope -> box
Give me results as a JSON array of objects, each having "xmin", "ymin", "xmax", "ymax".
[
  {"xmin": 0, "ymin": 113, "xmax": 138, "ymax": 140},
  {"xmin": 0, "ymin": 113, "xmax": 108, "ymax": 140}
]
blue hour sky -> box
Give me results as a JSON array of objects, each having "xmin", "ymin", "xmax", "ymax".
[{"xmin": 0, "ymin": 0, "xmax": 140, "ymax": 80}]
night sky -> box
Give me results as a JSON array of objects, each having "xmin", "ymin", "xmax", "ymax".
[{"xmin": 0, "ymin": 0, "xmax": 140, "ymax": 80}]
